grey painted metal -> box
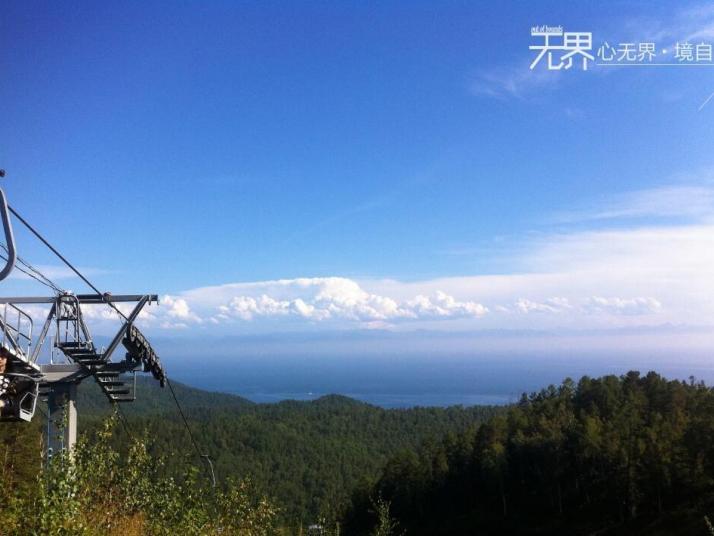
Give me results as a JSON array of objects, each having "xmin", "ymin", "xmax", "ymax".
[
  {"xmin": 0, "ymin": 316, "xmax": 23, "ymax": 358},
  {"xmin": 77, "ymin": 304, "xmax": 92, "ymax": 343},
  {"xmin": 29, "ymin": 303, "xmax": 56, "ymax": 363},
  {"xmin": 47, "ymin": 382, "xmax": 78, "ymax": 459},
  {"xmin": 40, "ymin": 363, "xmax": 142, "ymax": 387},
  {"xmin": 57, "ymin": 295, "xmax": 80, "ymax": 342},
  {"xmin": 0, "ymin": 189, "xmax": 15, "ymax": 282},
  {"xmin": 40, "ymin": 364, "xmax": 89, "ymax": 384},
  {"xmin": 0, "ymin": 297, "xmax": 58, "ymax": 304},
  {"xmin": 75, "ymin": 294, "xmax": 158, "ymax": 303},
  {"xmin": 0, "ymin": 294, "xmax": 158, "ymax": 304},
  {"xmin": 101, "ymin": 295, "xmax": 149, "ymax": 362},
  {"xmin": 0, "ymin": 304, "xmax": 33, "ymax": 358}
]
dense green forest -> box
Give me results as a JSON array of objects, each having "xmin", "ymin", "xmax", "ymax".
[
  {"xmin": 78, "ymin": 379, "xmax": 499, "ymax": 524},
  {"xmin": 1, "ymin": 378, "xmax": 498, "ymax": 532},
  {"xmin": 344, "ymin": 371, "xmax": 714, "ymax": 535},
  {"xmin": 4, "ymin": 371, "xmax": 714, "ymax": 534}
]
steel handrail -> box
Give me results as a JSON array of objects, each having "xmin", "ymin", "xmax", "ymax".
[
  {"xmin": 1, "ymin": 303, "xmax": 33, "ymax": 358},
  {"xmin": 9, "ymin": 303, "xmax": 32, "ymax": 354},
  {"xmin": 0, "ymin": 188, "xmax": 15, "ymax": 282}
]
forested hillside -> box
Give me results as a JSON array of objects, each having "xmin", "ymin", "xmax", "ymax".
[
  {"xmin": 5, "ymin": 371, "xmax": 714, "ymax": 534},
  {"xmin": 116, "ymin": 400, "xmax": 497, "ymax": 523},
  {"xmin": 344, "ymin": 371, "xmax": 714, "ymax": 535},
  {"xmin": 3, "ymin": 378, "xmax": 499, "ymax": 529}
]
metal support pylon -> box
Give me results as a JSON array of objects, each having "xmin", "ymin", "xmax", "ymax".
[{"xmin": 46, "ymin": 382, "xmax": 77, "ymax": 459}]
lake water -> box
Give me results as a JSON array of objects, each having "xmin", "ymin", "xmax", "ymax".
[{"xmin": 168, "ymin": 353, "xmax": 714, "ymax": 408}]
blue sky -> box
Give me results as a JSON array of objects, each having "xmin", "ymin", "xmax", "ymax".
[{"xmin": 2, "ymin": 1, "xmax": 714, "ymax": 360}]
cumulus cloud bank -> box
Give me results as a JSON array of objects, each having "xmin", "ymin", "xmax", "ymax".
[
  {"xmin": 204, "ymin": 277, "xmax": 487, "ymax": 326},
  {"xmin": 134, "ymin": 270, "xmax": 666, "ymax": 333}
]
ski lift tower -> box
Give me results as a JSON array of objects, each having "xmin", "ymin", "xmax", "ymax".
[{"xmin": 0, "ymin": 171, "xmax": 167, "ymax": 457}]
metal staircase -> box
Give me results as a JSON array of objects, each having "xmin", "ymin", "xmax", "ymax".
[
  {"xmin": 55, "ymin": 340, "xmax": 136, "ymax": 402},
  {"xmin": 51, "ymin": 293, "xmax": 166, "ymax": 403}
]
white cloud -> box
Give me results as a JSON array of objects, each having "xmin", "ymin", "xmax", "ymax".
[
  {"xmin": 510, "ymin": 296, "xmax": 661, "ymax": 316},
  {"xmin": 200, "ymin": 277, "xmax": 487, "ymax": 327},
  {"xmin": 360, "ymin": 218, "xmax": 714, "ymax": 331},
  {"xmin": 161, "ymin": 321, "xmax": 188, "ymax": 330},
  {"xmin": 161, "ymin": 295, "xmax": 202, "ymax": 325},
  {"xmin": 222, "ymin": 294, "xmax": 324, "ymax": 321},
  {"xmin": 556, "ymin": 184, "xmax": 714, "ymax": 223},
  {"xmin": 516, "ymin": 297, "xmax": 571, "ymax": 314},
  {"xmin": 407, "ymin": 291, "xmax": 488, "ymax": 318},
  {"xmin": 81, "ymin": 305, "xmax": 122, "ymax": 322},
  {"xmin": 583, "ymin": 296, "xmax": 662, "ymax": 316}
]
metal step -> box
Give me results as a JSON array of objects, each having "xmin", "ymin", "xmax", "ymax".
[
  {"xmin": 108, "ymin": 395, "xmax": 135, "ymax": 402},
  {"xmin": 96, "ymin": 380, "xmax": 124, "ymax": 387},
  {"xmin": 71, "ymin": 354, "xmax": 101, "ymax": 361},
  {"xmin": 95, "ymin": 371, "xmax": 120, "ymax": 378},
  {"xmin": 72, "ymin": 354, "xmax": 100, "ymax": 360},
  {"xmin": 105, "ymin": 388, "xmax": 130, "ymax": 395},
  {"xmin": 67, "ymin": 350, "xmax": 97, "ymax": 356},
  {"xmin": 57, "ymin": 341, "xmax": 91, "ymax": 348}
]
